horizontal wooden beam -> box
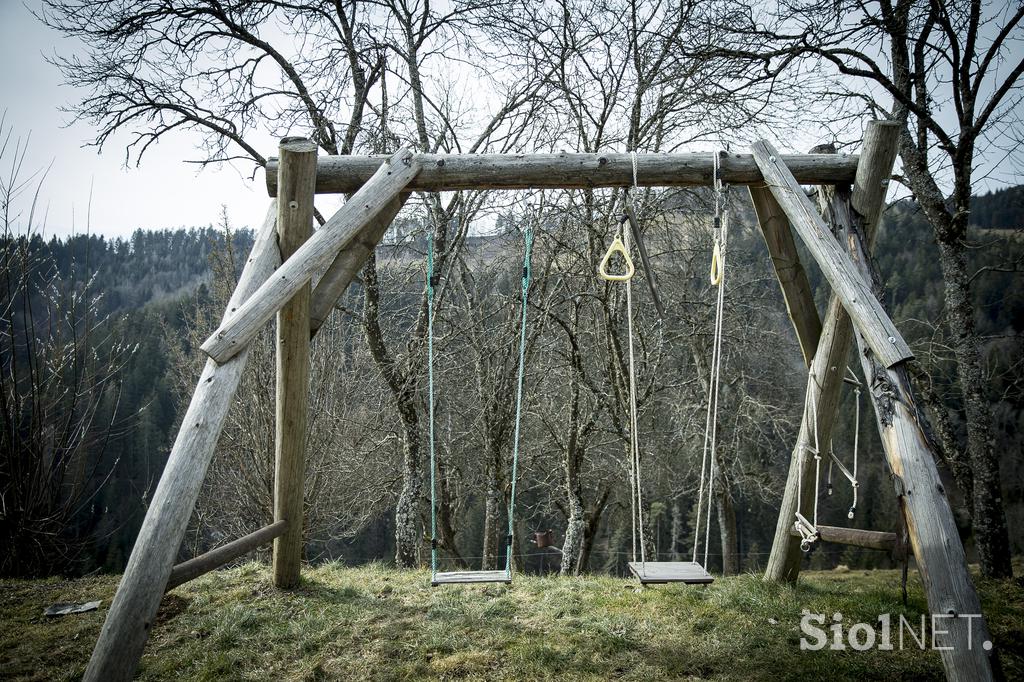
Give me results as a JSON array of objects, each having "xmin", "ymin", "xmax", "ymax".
[
  {"xmin": 789, "ymin": 524, "xmax": 898, "ymax": 552},
  {"xmin": 751, "ymin": 140, "xmax": 913, "ymax": 368},
  {"xmin": 265, "ymin": 152, "xmax": 860, "ymax": 195},
  {"xmin": 202, "ymin": 147, "xmax": 421, "ymax": 364},
  {"xmin": 166, "ymin": 521, "xmax": 288, "ymax": 592}
]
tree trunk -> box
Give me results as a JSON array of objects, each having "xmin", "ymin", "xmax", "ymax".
[
  {"xmin": 393, "ymin": 408, "xmax": 422, "ymax": 568},
  {"xmin": 579, "ymin": 488, "xmax": 610, "ymax": 573},
  {"xmin": 715, "ymin": 476, "xmax": 739, "ymax": 575},
  {"xmin": 560, "ymin": 483, "xmax": 585, "ymax": 575},
  {"xmin": 670, "ymin": 500, "xmax": 683, "ymax": 561},
  {"xmin": 934, "ymin": 233, "xmax": 1013, "ymax": 578},
  {"xmin": 894, "ymin": 111, "xmax": 1013, "ymax": 578},
  {"xmin": 361, "ymin": 252, "xmax": 422, "ymax": 568},
  {"xmin": 560, "ymin": 459, "xmax": 586, "ymax": 576},
  {"xmin": 481, "ymin": 453, "xmax": 500, "ymax": 570},
  {"xmin": 434, "ymin": 451, "xmax": 464, "ymax": 567}
]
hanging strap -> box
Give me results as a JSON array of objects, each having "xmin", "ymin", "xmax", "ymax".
[
  {"xmin": 506, "ymin": 223, "xmax": 534, "ymax": 575},
  {"xmin": 427, "ymin": 234, "xmax": 439, "ymax": 578}
]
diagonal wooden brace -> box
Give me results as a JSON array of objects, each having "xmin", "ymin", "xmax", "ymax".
[
  {"xmin": 201, "ymin": 147, "xmax": 422, "ymax": 363},
  {"xmin": 309, "ymin": 193, "xmax": 409, "ymax": 335},
  {"xmin": 750, "ymin": 141, "xmax": 913, "ymax": 368},
  {"xmin": 749, "ymin": 186, "xmax": 821, "ymax": 367}
]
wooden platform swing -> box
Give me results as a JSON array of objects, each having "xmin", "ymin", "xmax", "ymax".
[
  {"xmin": 81, "ymin": 125, "xmax": 996, "ymax": 682},
  {"xmin": 426, "ymin": 226, "xmax": 534, "ymax": 586}
]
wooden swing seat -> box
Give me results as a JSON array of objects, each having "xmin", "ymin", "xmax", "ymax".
[
  {"xmin": 627, "ymin": 561, "xmax": 714, "ymax": 585},
  {"xmin": 431, "ymin": 570, "xmax": 512, "ymax": 586}
]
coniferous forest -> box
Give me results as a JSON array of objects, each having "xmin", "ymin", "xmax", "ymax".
[{"xmin": 4, "ymin": 186, "xmax": 1020, "ymax": 579}]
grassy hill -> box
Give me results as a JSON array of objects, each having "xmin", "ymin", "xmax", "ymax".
[{"xmin": 2, "ymin": 564, "xmax": 1021, "ymax": 681}]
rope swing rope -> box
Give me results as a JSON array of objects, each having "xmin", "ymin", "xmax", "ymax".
[
  {"xmin": 691, "ymin": 150, "xmax": 729, "ymax": 569},
  {"xmin": 427, "ymin": 234, "xmax": 439, "ymax": 577},
  {"xmin": 426, "ymin": 216, "xmax": 534, "ymax": 582},
  {"xmin": 794, "ymin": 366, "xmax": 865, "ymax": 554},
  {"xmin": 827, "ymin": 369, "xmax": 862, "ymax": 519},
  {"xmin": 794, "ymin": 366, "xmax": 823, "ymax": 551},
  {"xmin": 598, "ymin": 151, "xmax": 648, "ymax": 569},
  {"xmin": 794, "ymin": 364, "xmax": 864, "ymax": 552},
  {"xmin": 624, "ymin": 152, "xmax": 647, "ymax": 568},
  {"xmin": 507, "ymin": 221, "xmax": 534, "ymax": 574}
]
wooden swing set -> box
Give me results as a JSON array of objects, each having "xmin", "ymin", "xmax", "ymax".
[{"xmin": 83, "ymin": 122, "xmax": 996, "ymax": 682}]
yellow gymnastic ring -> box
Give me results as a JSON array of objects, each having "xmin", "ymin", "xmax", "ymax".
[
  {"xmin": 709, "ymin": 241, "xmax": 722, "ymax": 285},
  {"xmin": 598, "ymin": 234, "xmax": 635, "ymax": 282}
]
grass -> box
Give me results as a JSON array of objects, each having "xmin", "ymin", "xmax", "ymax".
[{"xmin": 1, "ymin": 562, "xmax": 1022, "ymax": 681}]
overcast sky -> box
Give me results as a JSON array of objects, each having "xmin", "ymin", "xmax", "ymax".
[{"xmin": 0, "ymin": 0, "xmax": 269, "ymax": 239}]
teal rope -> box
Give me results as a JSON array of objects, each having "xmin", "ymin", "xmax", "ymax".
[
  {"xmin": 427, "ymin": 234, "xmax": 437, "ymax": 578},
  {"xmin": 506, "ymin": 225, "xmax": 534, "ymax": 575}
]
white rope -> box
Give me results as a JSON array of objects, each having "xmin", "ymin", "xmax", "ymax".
[
  {"xmin": 625, "ymin": 151, "xmax": 646, "ymax": 567},
  {"xmin": 795, "ymin": 366, "xmax": 822, "ymax": 550},
  {"xmin": 625, "ymin": 225, "xmax": 646, "ymax": 565},
  {"xmin": 827, "ymin": 370, "xmax": 862, "ymax": 518},
  {"xmin": 823, "ymin": 368, "xmax": 856, "ymax": 518},
  {"xmin": 692, "ymin": 150, "xmax": 727, "ymax": 568},
  {"xmin": 702, "ymin": 211, "xmax": 726, "ymax": 568}
]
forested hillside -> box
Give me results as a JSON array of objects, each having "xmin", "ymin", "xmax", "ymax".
[{"xmin": 4, "ymin": 186, "xmax": 1020, "ymax": 578}]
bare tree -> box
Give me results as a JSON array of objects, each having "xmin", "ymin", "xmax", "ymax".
[
  {"xmin": 0, "ymin": 119, "xmax": 136, "ymax": 577},
  {"xmin": 42, "ymin": 0, "xmax": 547, "ymax": 568},
  {"xmin": 168, "ymin": 218, "xmax": 401, "ymax": 563},
  {"xmin": 702, "ymin": 0, "xmax": 1022, "ymax": 578}
]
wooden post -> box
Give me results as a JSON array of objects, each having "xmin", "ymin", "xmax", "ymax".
[
  {"xmin": 750, "ymin": 141, "xmax": 913, "ymax": 368},
  {"xmin": 309, "ymin": 193, "xmax": 408, "ymax": 335},
  {"xmin": 843, "ymin": 121, "xmax": 996, "ymax": 682},
  {"xmin": 83, "ymin": 204, "xmax": 281, "ymax": 682},
  {"xmin": 749, "ymin": 186, "xmax": 821, "ymax": 366},
  {"xmin": 201, "ymin": 147, "xmax": 421, "ymax": 364},
  {"xmin": 166, "ymin": 521, "xmax": 288, "ymax": 592},
  {"xmin": 272, "ymin": 138, "xmax": 317, "ymax": 588},
  {"xmin": 266, "ymin": 151, "xmax": 860, "ymax": 194}
]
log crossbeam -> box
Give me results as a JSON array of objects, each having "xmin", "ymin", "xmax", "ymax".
[{"xmin": 266, "ymin": 151, "xmax": 860, "ymax": 195}]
